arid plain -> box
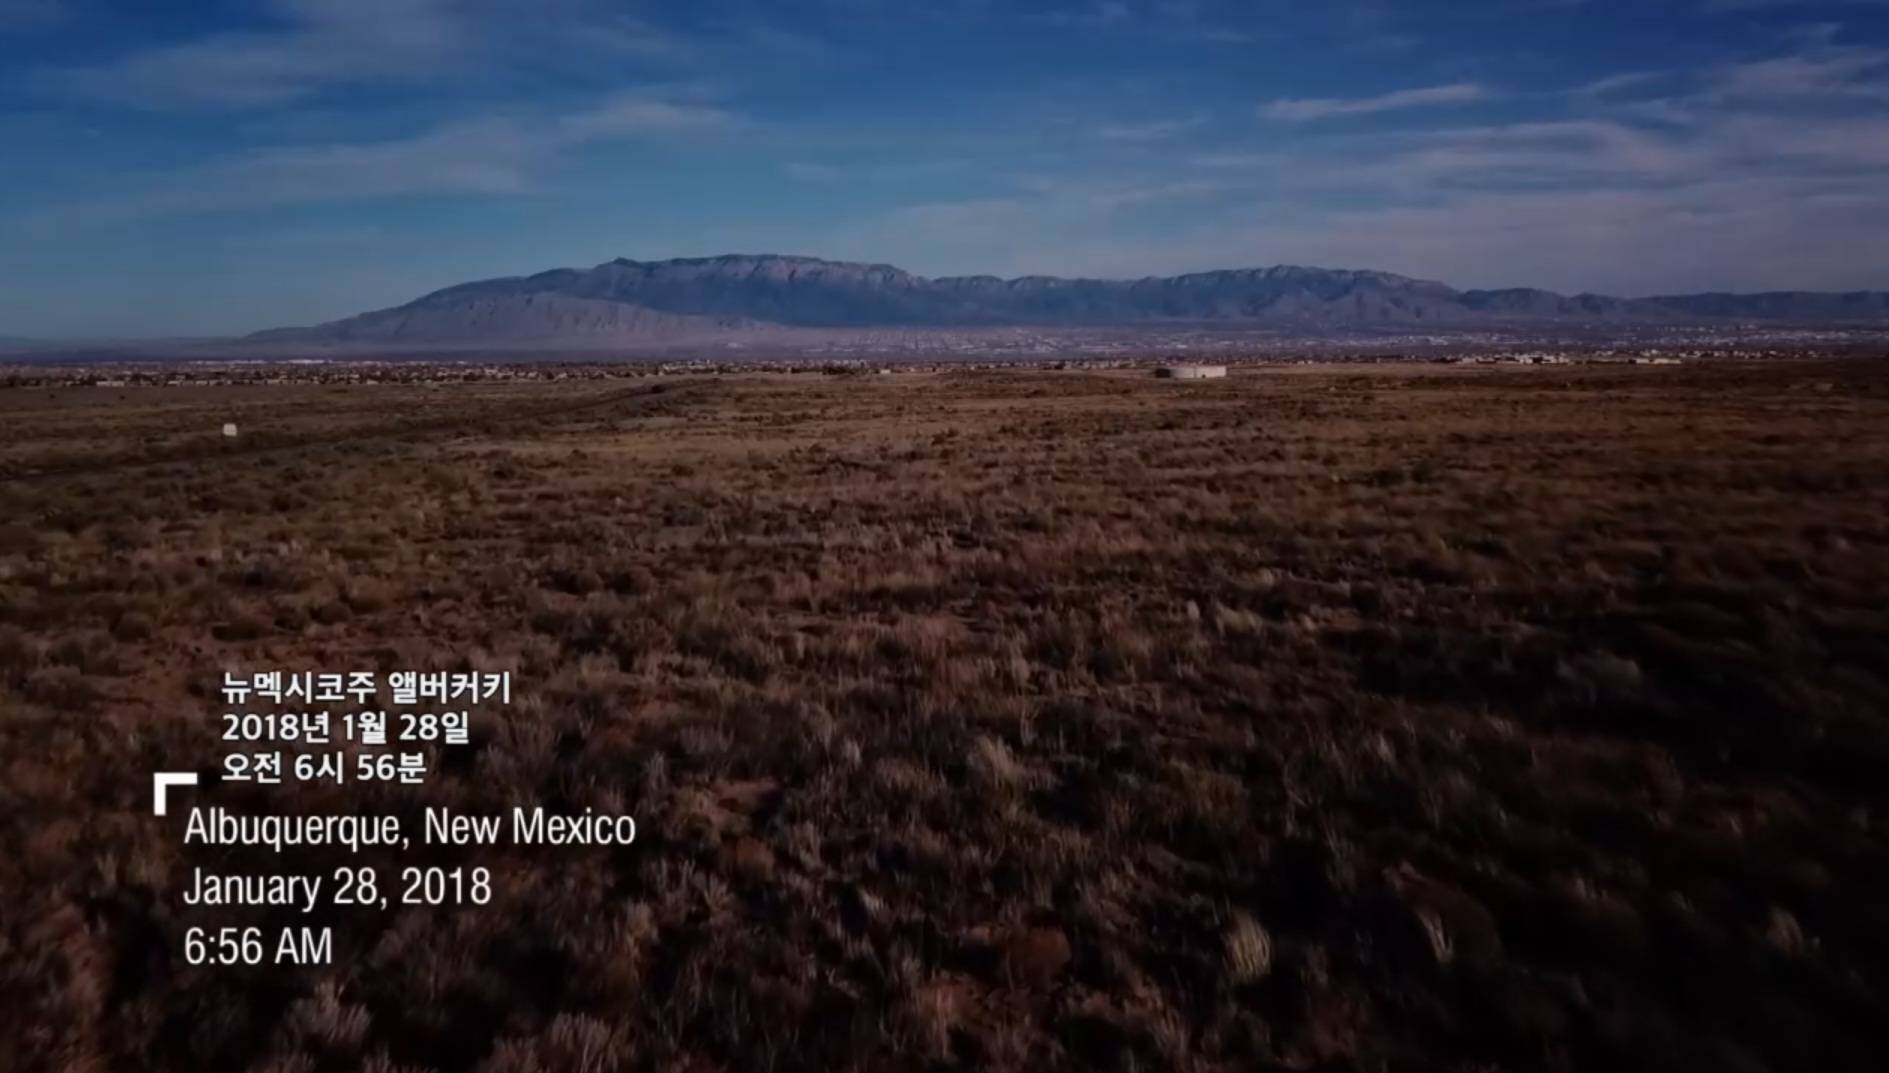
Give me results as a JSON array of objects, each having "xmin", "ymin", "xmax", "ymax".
[{"xmin": 3, "ymin": 360, "xmax": 1888, "ymax": 1072}]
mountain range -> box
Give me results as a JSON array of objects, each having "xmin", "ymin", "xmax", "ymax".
[{"xmin": 249, "ymin": 254, "xmax": 1889, "ymax": 344}]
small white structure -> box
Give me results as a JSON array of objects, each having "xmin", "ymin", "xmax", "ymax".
[
  {"xmin": 221, "ymin": 423, "xmax": 239, "ymax": 438},
  {"xmin": 1153, "ymin": 364, "xmax": 1228, "ymax": 380}
]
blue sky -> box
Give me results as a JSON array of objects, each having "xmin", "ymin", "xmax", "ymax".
[{"xmin": 2, "ymin": 1, "xmax": 1887, "ymax": 336}]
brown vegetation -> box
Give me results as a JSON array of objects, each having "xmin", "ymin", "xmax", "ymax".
[{"xmin": 2, "ymin": 360, "xmax": 1887, "ymax": 1071}]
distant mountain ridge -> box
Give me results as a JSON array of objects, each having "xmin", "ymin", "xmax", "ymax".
[
  {"xmin": 250, "ymin": 254, "xmax": 1889, "ymax": 343},
  {"xmin": 250, "ymin": 291, "xmax": 751, "ymax": 344}
]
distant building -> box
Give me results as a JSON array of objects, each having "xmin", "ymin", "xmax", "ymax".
[{"xmin": 1153, "ymin": 364, "xmax": 1228, "ymax": 380}]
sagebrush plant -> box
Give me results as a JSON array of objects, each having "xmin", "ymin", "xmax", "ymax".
[{"xmin": 1, "ymin": 360, "xmax": 1887, "ymax": 1071}]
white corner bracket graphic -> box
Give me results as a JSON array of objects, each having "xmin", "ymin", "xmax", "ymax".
[{"xmin": 153, "ymin": 771, "xmax": 199, "ymax": 817}]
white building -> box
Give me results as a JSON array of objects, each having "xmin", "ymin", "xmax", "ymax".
[{"xmin": 1153, "ymin": 364, "xmax": 1228, "ymax": 380}]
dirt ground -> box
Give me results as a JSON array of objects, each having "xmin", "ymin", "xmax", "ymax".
[{"xmin": 2, "ymin": 360, "xmax": 1887, "ymax": 1072}]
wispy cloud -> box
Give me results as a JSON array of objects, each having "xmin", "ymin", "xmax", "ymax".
[
  {"xmin": 47, "ymin": 0, "xmax": 478, "ymax": 107},
  {"xmin": 829, "ymin": 32, "xmax": 1889, "ymax": 291},
  {"xmin": 38, "ymin": 0, "xmax": 710, "ymax": 109},
  {"xmin": 1702, "ymin": 0, "xmax": 1889, "ymax": 11},
  {"xmin": 1574, "ymin": 71, "xmax": 1663, "ymax": 98},
  {"xmin": 1259, "ymin": 82, "xmax": 1489, "ymax": 121},
  {"xmin": 1032, "ymin": 2, "xmax": 1134, "ymax": 29},
  {"xmin": 220, "ymin": 224, "xmax": 387, "ymax": 250},
  {"xmin": 1095, "ymin": 115, "xmax": 1206, "ymax": 141},
  {"xmin": 1085, "ymin": 178, "xmax": 1227, "ymax": 209},
  {"xmin": 133, "ymin": 117, "xmax": 541, "ymax": 211},
  {"xmin": 1171, "ymin": 25, "xmax": 1267, "ymax": 44},
  {"xmin": 32, "ymin": 88, "xmax": 751, "ymax": 226},
  {"xmin": 1146, "ymin": 0, "xmax": 1269, "ymax": 43},
  {"xmin": 1708, "ymin": 40, "xmax": 1889, "ymax": 101},
  {"xmin": 555, "ymin": 95, "xmax": 742, "ymax": 141}
]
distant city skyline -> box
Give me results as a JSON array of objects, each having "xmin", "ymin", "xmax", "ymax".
[{"xmin": 2, "ymin": 0, "xmax": 1887, "ymax": 337}]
